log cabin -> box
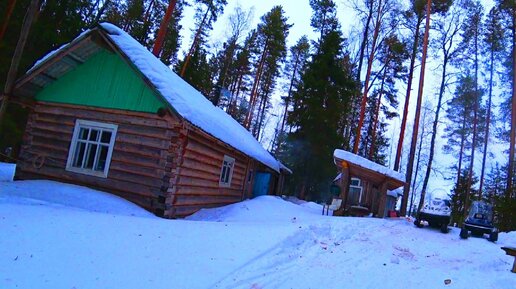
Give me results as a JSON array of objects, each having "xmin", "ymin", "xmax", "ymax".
[
  {"xmin": 332, "ymin": 149, "xmax": 405, "ymax": 218},
  {"xmin": 13, "ymin": 23, "xmax": 290, "ymax": 218}
]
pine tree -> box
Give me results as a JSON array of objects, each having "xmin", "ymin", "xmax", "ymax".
[
  {"xmin": 273, "ymin": 36, "xmax": 310, "ymax": 155},
  {"xmin": 210, "ymin": 5, "xmax": 253, "ymax": 107},
  {"xmin": 286, "ymin": 29, "xmax": 358, "ymax": 200},
  {"xmin": 0, "ymin": 0, "xmax": 92, "ymax": 156},
  {"xmin": 443, "ymin": 74, "xmax": 479, "ymax": 182},
  {"xmin": 449, "ymin": 168, "xmax": 479, "ymax": 225},
  {"xmin": 394, "ymin": 0, "xmax": 453, "ymax": 171},
  {"xmin": 362, "ymin": 34, "xmax": 407, "ymax": 160},
  {"xmin": 478, "ymin": 7, "xmax": 505, "ymax": 194},
  {"xmin": 154, "ymin": 0, "xmax": 184, "ymax": 66},
  {"xmin": 418, "ymin": 1, "xmax": 465, "ymax": 214},
  {"xmin": 496, "ymin": 0, "xmax": 516, "ymax": 196},
  {"xmin": 243, "ymin": 6, "xmax": 290, "ymax": 132}
]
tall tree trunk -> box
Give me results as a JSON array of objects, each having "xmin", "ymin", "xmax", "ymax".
[
  {"xmin": 92, "ymin": 0, "xmax": 111, "ymax": 26},
  {"xmin": 356, "ymin": 0, "xmax": 374, "ymax": 82},
  {"xmin": 479, "ymin": 47, "xmax": 495, "ymax": 196},
  {"xmin": 180, "ymin": 8, "xmax": 210, "ymax": 77},
  {"xmin": 0, "ymin": 0, "xmax": 39, "ymax": 127},
  {"xmin": 244, "ymin": 39, "xmax": 269, "ymax": 129},
  {"xmin": 354, "ymin": 0, "xmax": 383, "ymax": 153},
  {"xmin": 394, "ymin": 16, "xmax": 423, "ymax": 172},
  {"xmin": 138, "ymin": 0, "xmax": 155, "ymax": 43},
  {"xmin": 418, "ymin": 55, "xmax": 448, "ymax": 214},
  {"xmin": 152, "ymin": 0, "xmax": 177, "ymax": 57},
  {"xmin": 368, "ymin": 67, "xmax": 387, "ymax": 159},
  {"xmin": 401, "ymin": 0, "xmax": 431, "ymax": 216},
  {"xmin": 508, "ymin": 7, "xmax": 516, "ymax": 198},
  {"xmin": 456, "ymin": 117, "xmax": 466, "ymax": 186},
  {"xmin": 465, "ymin": 25, "xmax": 480, "ymax": 218},
  {"xmin": 0, "ymin": 0, "xmax": 17, "ymax": 43},
  {"xmin": 409, "ymin": 122, "xmax": 425, "ymax": 217},
  {"xmin": 276, "ymin": 54, "xmax": 301, "ymax": 154}
]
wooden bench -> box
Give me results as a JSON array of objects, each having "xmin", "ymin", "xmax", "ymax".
[{"xmin": 501, "ymin": 247, "xmax": 516, "ymax": 273}]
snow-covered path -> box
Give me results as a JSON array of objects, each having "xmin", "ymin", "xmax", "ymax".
[{"xmin": 1, "ymin": 180, "xmax": 515, "ymax": 289}]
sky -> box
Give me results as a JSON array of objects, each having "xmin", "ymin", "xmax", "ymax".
[{"xmin": 178, "ymin": 0, "xmax": 502, "ymax": 201}]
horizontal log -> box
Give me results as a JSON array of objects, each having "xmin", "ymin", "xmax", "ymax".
[
  {"xmin": 116, "ymin": 133, "xmax": 170, "ymax": 150},
  {"xmin": 171, "ymin": 187, "xmax": 242, "ymax": 198},
  {"xmin": 112, "ymin": 150, "xmax": 165, "ymax": 169},
  {"xmin": 19, "ymin": 150, "xmax": 163, "ymax": 189},
  {"xmin": 180, "ymin": 156, "xmax": 245, "ymax": 176},
  {"xmin": 109, "ymin": 161, "xmax": 167, "ymax": 180},
  {"xmin": 182, "ymin": 153, "xmax": 245, "ymax": 175},
  {"xmin": 35, "ymin": 112, "xmax": 177, "ymax": 140},
  {"xmin": 172, "ymin": 195, "xmax": 240, "ymax": 206},
  {"xmin": 29, "ymin": 131, "xmax": 168, "ymax": 165},
  {"xmin": 35, "ymin": 102, "xmax": 175, "ymax": 128},
  {"xmin": 30, "ymin": 119, "xmax": 73, "ymax": 135},
  {"xmin": 188, "ymin": 129, "xmax": 247, "ymax": 160},
  {"xmin": 107, "ymin": 169, "xmax": 163, "ymax": 188},
  {"xmin": 185, "ymin": 141, "xmax": 247, "ymax": 172}
]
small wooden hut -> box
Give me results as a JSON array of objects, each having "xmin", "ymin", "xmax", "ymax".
[
  {"xmin": 12, "ymin": 23, "xmax": 289, "ymax": 218},
  {"xmin": 333, "ymin": 149, "xmax": 405, "ymax": 218}
]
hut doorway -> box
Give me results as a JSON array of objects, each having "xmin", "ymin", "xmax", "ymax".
[{"xmin": 253, "ymin": 172, "xmax": 271, "ymax": 197}]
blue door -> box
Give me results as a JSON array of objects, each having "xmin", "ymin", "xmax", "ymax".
[{"xmin": 253, "ymin": 172, "xmax": 271, "ymax": 197}]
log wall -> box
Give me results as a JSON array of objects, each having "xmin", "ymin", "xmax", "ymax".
[
  {"xmin": 16, "ymin": 101, "xmax": 179, "ymax": 213},
  {"xmin": 166, "ymin": 128, "xmax": 252, "ymax": 217},
  {"xmin": 17, "ymin": 102, "xmax": 280, "ymax": 218}
]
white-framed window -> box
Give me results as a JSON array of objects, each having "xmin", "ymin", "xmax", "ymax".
[
  {"xmin": 66, "ymin": 119, "xmax": 118, "ymax": 178},
  {"xmin": 349, "ymin": 177, "xmax": 363, "ymax": 205},
  {"xmin": 219, "ymin": 155, "xmax": 235, "ymax": 187}
]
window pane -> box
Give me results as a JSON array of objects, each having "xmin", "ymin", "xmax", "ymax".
[
  {"xmin": 72, "ymin": 142, "xmax": 86, "ymax": 167},
  {"xmin": 100, "ymin": 131, "xmax": 112, "ymax": 144},
  {"xmin": 220, "ymin": 166, "xmax": 227, "ymax": 183},
  {"xmin": 223, "ymin": 166, "xmax": 229, "ymax": 183},
  {"xmin": 84, "ymin": 143, "xmax": 98, "ymax": 169},
  {"xmin": 95, "ymin": 145, "xmax": 109, "ymax": 171},
  {"xmin": 89, "ymin": 129, "xmax": 100, "ymax": 141},
  {"xmin": 78, "ymin": 128, "xmax": 89, "ymax": 140}
]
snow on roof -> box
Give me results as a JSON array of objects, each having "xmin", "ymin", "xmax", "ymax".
[
  {"xmin": 98, "ymin": 23, "xmax": 280, "ymax": 172},
  {"xmin": 333, "ymin": 149, "xmax": 405, "ymax": 183},
  {"xmin": 387, "ymin": 188, "xmax": 403, "ymax": 198}
]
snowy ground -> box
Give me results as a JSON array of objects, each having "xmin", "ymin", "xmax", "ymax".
[{"xmin": 1, "ymin": 173, "xmax": 515, "ymax": 288}]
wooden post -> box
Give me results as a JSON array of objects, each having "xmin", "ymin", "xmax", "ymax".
[
  {"xmin": 335, "ymin": 160, "xmax": 350, "ymax": 216},
  {"xmin": 377, "ymin": 181, "xmax": 388, "ymax": 218},
  {"xmin": 0, "ymin": 0, "xmax": 39, "ymax": 128}
]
